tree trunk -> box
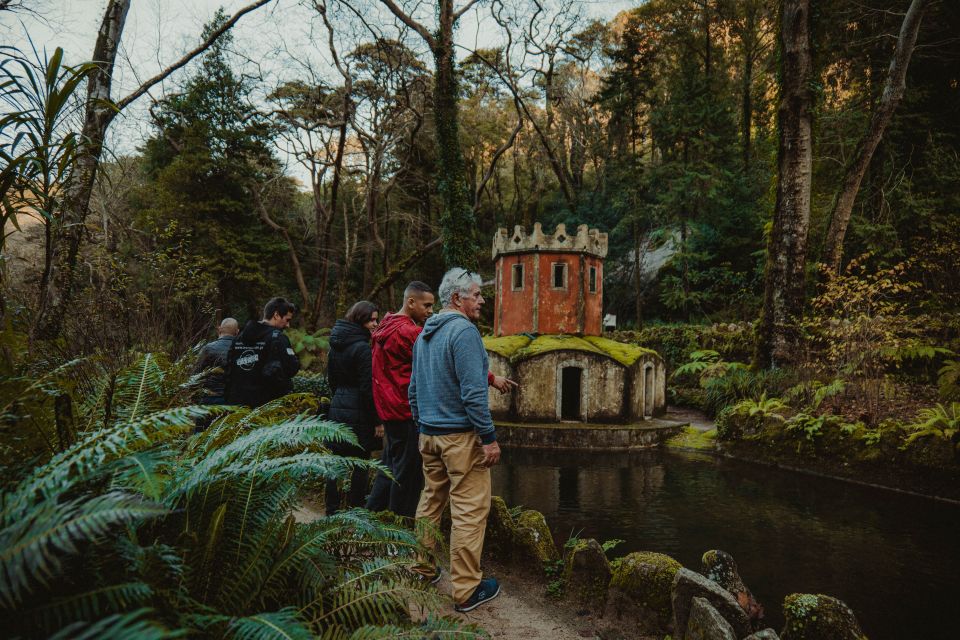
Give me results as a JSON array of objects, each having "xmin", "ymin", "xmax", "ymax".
[
  {"xmin": 822, "ymin": 0, "xmax": 929, "ymax": 273},
  {"xmin": 431, "ymin": 1, "xmax": 477, "ymax": 270},
  {"xmin": 757, "ymin": 0, "xmax": 814, "ymax": 369},
  {"xmin": 33, "ymin": 0, "xmax": 130, "ymax": 340},
  {"xmin": 33, "ymin": 0, "xmax": 273, "ymax": 340},
  {"xmin": 741, "ymin": 43, "xmax": 754, "ymax": 169}
]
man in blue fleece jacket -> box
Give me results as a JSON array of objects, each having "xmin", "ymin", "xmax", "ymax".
[{"xmin": 409, "ymin": 267, "xmax": 502, "ymax": 612}]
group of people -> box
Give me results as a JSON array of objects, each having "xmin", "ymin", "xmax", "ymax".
[{"xmin": 196, "ymin": 269, "xmax": 515, "ymax": 613}]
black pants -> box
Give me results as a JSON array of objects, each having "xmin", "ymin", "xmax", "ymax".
[
  {"xmin": 365, "ymin": 419, "xmax": 423, "ymax": 518},
  {"xmin": 325, "ymin": 423, "xmax": 376, "ymax": 515}
]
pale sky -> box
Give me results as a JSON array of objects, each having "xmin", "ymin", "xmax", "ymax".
[{"xmin": 3, "ymin": 0, "xmax": 636, "ymax": 185}]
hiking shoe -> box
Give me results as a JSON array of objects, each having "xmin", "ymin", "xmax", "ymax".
[{"xmin": 454, "ymin": 577, "xmax": 500, "ymax": 613}]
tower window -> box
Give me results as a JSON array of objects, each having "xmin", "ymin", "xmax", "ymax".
[
  {"xmin": 511, "ymin": 263, "xmax": 524, "ymax": 290},
  {"xmin": 552, "ymin": 262, "xmax": 567, "ymax": 289},
  {"xmin": 589, "ymin": 266, "xmax": 597, "ymax": 293}
]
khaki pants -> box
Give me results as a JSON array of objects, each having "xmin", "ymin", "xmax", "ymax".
[{"xmin": 416, "ymin": 432, "xmax": 491, "ymax": 603}]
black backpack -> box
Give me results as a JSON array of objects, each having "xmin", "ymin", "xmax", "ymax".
[{"xmin": 224, "ymin": 328, "xmax": 286, "ymax": 406}]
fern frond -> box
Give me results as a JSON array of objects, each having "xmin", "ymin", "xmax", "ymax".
[
  {"xmin": 347, "ymin": 614, "xmax": 488, "ymax": 639},
  {"xmin": 0, "ymin": 491, "xmax": 167, "ymax": 608},
  {"xmin": 12, "ymin": 405, "xmax": 209, "ymax": 509},
  {"xmin": 25, "ymin": 581, "xmax": 154, "ymax": 633},
  {"xmin": 47, "ymin": 608, "xmax": 175, "ymax": 640},
  {"xmin": 226, "ymin": 607, "xmax": 314, "ymax": 640}
]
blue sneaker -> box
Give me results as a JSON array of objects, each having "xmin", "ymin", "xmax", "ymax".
[{"xmin": 454, "ymin": 577, "xmax": 501, "ymax": 612}]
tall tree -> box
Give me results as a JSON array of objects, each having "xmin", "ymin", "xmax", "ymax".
[
  {"xmin": 758, "ymin": 0, "xmax": 814, "ymax": 368},
  {"xmin": 821, "ymin": 0, "xmax": 931, "ymax": 272},
  {"xmin": 377, "ymin": 0, "xmax": 481, "ymax": 269},
  {"xmin": 33, "ymin": 0, "xmax": 273, "ymax": 341}
]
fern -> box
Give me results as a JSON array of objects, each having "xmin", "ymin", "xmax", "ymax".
[
  {"xmin": 0, "ymin": 491, "xmax": 167, "ymax": 608},
  {"xmin": 938, "ymin": 360, "xmax": 960, "ymax": 401},
  {"xmin": 902, "ymin": 403, "xmax": 960, "ymax": 447},
  {"xmin": 46, "ymin": 608, "xmax": 176, "ymax": 640},
  {"xmin": 227, "ymin": 608, "xmax": 315, "ymax": 640}
]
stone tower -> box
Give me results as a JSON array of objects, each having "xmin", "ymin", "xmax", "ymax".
[{"xmin": 491, "ymin": 223, "xmax": 608, "ymax": 336}]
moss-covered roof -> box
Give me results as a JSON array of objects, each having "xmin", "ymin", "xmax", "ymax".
[
  {"xmin": 483, "ymin": 335, "xmax": 532, "ymax": 358},
  {"xmin": 483, "ymin": 334, "xmax": 659, "ymax": 367}
]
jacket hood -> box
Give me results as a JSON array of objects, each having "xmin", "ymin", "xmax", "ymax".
[
  {"xmin": 329, "ymin": 319, "xmax": 370, "ymax": 351},
  {"xmin": 239, "ymin": 320, "xmax": 275, "ymax": 342},
  {"xmin": 420, "ymin": 311, "xmax": 471, "ymax": 341},
  {"xmin": 372, "ymin": 312, "xmax": 416, "ymax": 346}
]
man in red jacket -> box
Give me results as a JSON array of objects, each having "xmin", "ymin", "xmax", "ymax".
[{"xmin": 367, "ymin": 280, "xmax": 516, "ymax": 517}]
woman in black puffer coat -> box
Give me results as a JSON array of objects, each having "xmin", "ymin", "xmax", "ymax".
[{"xmin": 325, "ymin": 300, "xmax": 383, "ymax": 514}]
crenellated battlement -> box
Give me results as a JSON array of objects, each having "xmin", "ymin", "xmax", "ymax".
[{"xmin": 492, "ymin": 223, "xmax": 608, "ymax": 260}]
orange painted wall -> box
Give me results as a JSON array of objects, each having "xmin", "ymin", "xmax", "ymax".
[
  {"xmin": 496, "ymin": 253, "xmax": 536, "ymax": 335},
  {"xmin": 495, "ymin": 251, "xmax": 603, "ymax": 336}
]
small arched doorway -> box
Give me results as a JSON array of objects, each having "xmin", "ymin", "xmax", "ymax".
[
  {"xmin": 560, "ymin": 366, "xmax": 582, "ymax": 421},
  {"xmin": 642, "ymin": 364, "xmax": 655, "ymax": 418}
]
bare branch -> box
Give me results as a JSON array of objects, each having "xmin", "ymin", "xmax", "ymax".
[
  {"xmin": 114, "ymin": 0, "xmax": 274, "ymax": 112},
  {"xmin": 376, "ymin": 0, "xmax": 436, "ymax": 48}
]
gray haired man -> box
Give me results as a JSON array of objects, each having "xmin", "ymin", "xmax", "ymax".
[{"xmin": 409, "ymin": 268, "xmax": 502, "ymax": 612}]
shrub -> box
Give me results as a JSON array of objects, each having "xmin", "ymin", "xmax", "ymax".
[{"xmin": 902, "ymin": 403, "xmax": 960, "ymax": 448}]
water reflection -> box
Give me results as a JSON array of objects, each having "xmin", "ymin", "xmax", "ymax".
[{"xmin": 492, "ymin": 447, "xmax": 960, "ymax": 639}]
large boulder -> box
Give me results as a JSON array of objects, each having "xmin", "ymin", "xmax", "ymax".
[
  {"xmin": 672, "ymin": 567, "xmax": 752, "ymax": 639},
  {"xmin": 605, "ymin": 551, "xmax": 682, "ymax": 632},
  {"xmin": 685, "ymin": 597, "xmax": 737, "ymax": 640},
  {"xmin": 702, "ymin": 550, "xmax": 765, "ymax": 629},
  {"xmin": 781, "ymin": 594, "xmax": 867, "ymax": 640},
  {"xmin": 562, "ymin": 538, "xmax": 612, "ymax": 611},
  {"xmin": 514, "ymin": 509, "xmax": 560, "ymax": 570}
]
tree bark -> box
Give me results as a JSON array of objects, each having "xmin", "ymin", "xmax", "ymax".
[
  {"xmin": 33, "ymin": 0, "xmax": 273, "ymax": 340},
  {"xmin": 822, "ymin": 0, "xmax": 930, "ymax": 273},
  {"xmin": 379, "ymin": 0, "xmax": 479, "ymax": 270},
  {"xmin": 757, "ymin": 0, "xmax": 814, "ymax": 369}
]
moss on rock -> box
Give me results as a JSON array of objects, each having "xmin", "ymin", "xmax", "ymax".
[
  {"xmin": 514, "ymin": 509, "xmax": 560, "ymax": 570},
  {"xmin": 562, "ymin": 538, "xmax": 612, "ymax": 611},
  {"xmin": 781, "ymin": 593, "xmax": 867, "ymax": 640},
  {"xmin": 607, "ymin": 551, "xmax": 682, "ymax": 630},
  {"xmin": 484, "ymin": 495, "xmax": 515, "ymax": 555}
]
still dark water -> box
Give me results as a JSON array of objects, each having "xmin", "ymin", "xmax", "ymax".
[{"xmin": 491, "ymin": 447, "xmax": 960, "ymax": 639}]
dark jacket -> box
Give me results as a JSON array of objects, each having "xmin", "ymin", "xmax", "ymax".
[
  {"xmin": 327, "ymin": 319, "xmax": 379, "ymax": 435},
  {"xmin": 225, "ymin": 320, "xmax": 300, "ymax": 407},
  {"xmin": 195, "ymin": 335, "xmax": 234, "ymax": 398}
]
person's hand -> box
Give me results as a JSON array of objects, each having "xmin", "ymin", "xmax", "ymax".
[
  {"xmin": 491, "ymin": 375, "xmax": 518, "ymax": 394},
  {"xmin": 375, "ymin": 424, "xmax": 384, "ymax": 438},
  {"xmin": 481, "ymin": 441, "xmax": 501, "ymax": 467}
]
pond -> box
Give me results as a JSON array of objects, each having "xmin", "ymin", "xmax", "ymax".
[{"xmin": 491, "ymin": 447, "xmax": 960, "ymax": 639}]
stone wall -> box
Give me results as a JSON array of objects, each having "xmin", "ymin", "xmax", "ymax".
[{"xmin": 513, "ymin": 350, "xmax": 626, "ymax": 421}]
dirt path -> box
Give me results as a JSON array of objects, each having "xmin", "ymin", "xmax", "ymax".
[
  {"xmin": 426, "ymin": 562, "xmax": 600, "ymax": 639},
  {"xmin": 667, "ymin": 405, "xmax": 715, "ymax": 431},
  {"xmin": 295, "ymin": 501, "xmax": 599, "ymax": 638}
]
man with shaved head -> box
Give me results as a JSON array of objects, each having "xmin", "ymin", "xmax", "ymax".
[{"xmin": 195, "ymin": 317, "xmax": 240, "ymax": 405}]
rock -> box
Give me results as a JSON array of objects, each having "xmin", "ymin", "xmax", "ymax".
[
  {"xmin": 484, "ymin": 495, "xmax": 515, "ymax": 553},
  {"xmin": 781, "ymin": 594, "xmax": 867, "ymax": 640},
  {"xmin": 563, "ymin": 538, "xmax": 612, "ymax": 611},
  {"xmin": 744, "ymin": 630, "xmax": 781, "ymax": 639},
  {"xmin": 684, "ymin": 597, "xmax": 736, "ymax": 640},
  {"xmin": 514, "ymin": 509, "xmax": 560, "ymax": 570},
  {"xmin": 605, "ymin": 551, "xmax": 681, "ymax": 631},
  {"xmin": 672, "ymin": 567, "xmax": 751, "ymax": 639},
  {"xmin": 701, "ymin": 550, "xmax": 765, "ymax": 628}
]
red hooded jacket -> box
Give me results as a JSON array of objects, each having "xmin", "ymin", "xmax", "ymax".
[
  {"xmin": 372, "ymin": 312, "xmax": 495, "ymax": 422},
  {"xmin": 371, "ymin": 313, "xmax": 421, "ymax": 421}
]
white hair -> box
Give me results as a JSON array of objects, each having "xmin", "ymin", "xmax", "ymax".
[
  {"xmin": 438, "ymin": 268, "xmax": 482, "ymax": 307},
  {"xmin": 219, "ymin": 317, "xmax": 239, "ymax": 335}
]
